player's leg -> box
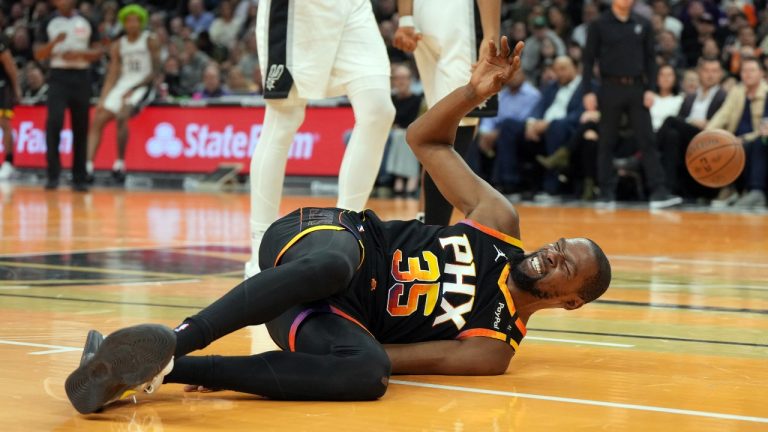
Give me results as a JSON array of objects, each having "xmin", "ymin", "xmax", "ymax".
[
  {"xmin": 337, "ymin": 77, "xmax": 395, "ymax": 210},
  {"xmin": 112, "ymin": 104, "xmax": 134, "ymax": 182},
  {"xmin": 414, "ymin": 0, "xmax": 477, "ymax": 225},
  {"xmin": 44, "ymin": 78, "xmax": 68, "ymax": 188},
  {"xmin": 246, "ymin": 91, "xmax": 308, "ymax": 277},
  {"xmin": 174, "ymin": 228, "xmax": 360, "ymax": 358},
  {"xmin": 626, "ymin": 85, "xmax": 670, "ymax": 198},
  {"xmin": 333, "ymin": 0, "xmax": 395, "ymax": 211},
  {"xmin": 85, "ymin": 107, "xmax": 116, "ymax": 178},
  {"xmin": 595, "ymin": 83, "xmax": 623, "ymax": 203},
  {"xmin": 0, "ymin": 113, "xmax": 13, "ymax": 179},
  {"xmin": 166, "ymin": 312, "xmax": 390, "ymax": 400},
  {"xmin": 70, "ymin": 79, "xmax": 91, "ymax": 189}
]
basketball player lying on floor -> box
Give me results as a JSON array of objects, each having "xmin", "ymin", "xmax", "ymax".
[{"xmin": 65, "ymin": 39, "xmax": 611, "ymax": 414}]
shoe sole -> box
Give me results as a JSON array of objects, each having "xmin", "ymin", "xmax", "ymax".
[
  {"xmin": 650, "ymin": 196, "xmax": 683, "ymax": 209},
  {"xmin": 65, "ymin": 324, "xmax": 175, "ymax": 414}
]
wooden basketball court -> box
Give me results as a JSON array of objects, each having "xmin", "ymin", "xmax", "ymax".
[{"xmin": 1, "ymin": 186, "xmax": 766, "ymax": 431}]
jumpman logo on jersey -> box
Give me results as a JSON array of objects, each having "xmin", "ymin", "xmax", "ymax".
[
  {"xmin": 266, "ymin": 64, "xmax": 285, "ymax": 91},
  {"xmin": 493, "ymin": 244, "xmax": 507, "ymax": 262}
]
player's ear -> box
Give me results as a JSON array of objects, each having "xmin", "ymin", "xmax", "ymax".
[{"xmin": 563, "ymin": 296, "xmax": 585, "ymax": 311}]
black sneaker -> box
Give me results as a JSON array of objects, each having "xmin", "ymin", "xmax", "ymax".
[
  {"xmin": 72, "ymin": 182, "xmax": 90, "ymax": 192},
  {"xmin": 111, "ymin": 170, "xmax": 126, "ymax": 185},
  {"xmin": 44, "ymin": 179, "xmax": 59, "ymax": 190},
  {"xmin": 649, "ymin": 189, "xmax": 683, "ymax": 209},
  {"xmin": 85, "ymin": 173, "xmax": 95, "ymax": 185},
  {"xmin": 64, "ymin": 324, "xmax": 176, "ymax": 414}
]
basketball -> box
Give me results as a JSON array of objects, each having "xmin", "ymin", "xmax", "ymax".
[{"xmin": 685, "ymin": 129, "xmax": 745, "ymax": 188}]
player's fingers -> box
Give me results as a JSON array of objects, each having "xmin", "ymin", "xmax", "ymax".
[
  {"xmin": 513, "ymin": 41, "xmax": 524, "ymax": 58},
  {"xmin": 487, "ymin": 39, "xmax": 498, "ymax": 58},
  {"xmin": 500, "ymin": 36, "xmax": 510, "ymax": 58}
]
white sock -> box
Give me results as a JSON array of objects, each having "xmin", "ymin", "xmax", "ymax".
[
  {"xmin": 86, "ymin": 161, "xmax": 94, "ymax": 174},
  {"xmin": 113, "ymin": 159, "xmax": 125, "ymax": 172},
  {"xmin": 247, "ymin": 94, "xmax": 307, "ymax": 274},
  {"xmin": 336, "ymin": 82, "xmax": 395, "ymax": 211}
]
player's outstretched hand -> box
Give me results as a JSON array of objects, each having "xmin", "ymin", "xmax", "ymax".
[{"xmin": 468, "ymin": 37, "xmax": 523, "ymax": 101}]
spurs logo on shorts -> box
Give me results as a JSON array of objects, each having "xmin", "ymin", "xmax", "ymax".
[{"xmin": 266, "ymin": 64, "xmax": 285, "ymax": 91}]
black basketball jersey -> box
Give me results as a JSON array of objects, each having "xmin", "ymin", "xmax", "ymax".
[{"xmin": 334, "ymin": 210, "xmax": 528, "ymax": 351}]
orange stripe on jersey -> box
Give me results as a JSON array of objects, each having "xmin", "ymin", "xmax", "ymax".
[
  {"xmin": 457, "ymin": 328, "xmax": 520, "ymax": 350},
  {"xmin": 497, "ymin": 263, "xmax": 528, "ymax": 337},
  {"xmin": 273, "ymin": 225, "xmax": 345, "ymax": 266},
  {"xmin": 458, "ymin": 219, "xmax": 524, "ymax": 250}
]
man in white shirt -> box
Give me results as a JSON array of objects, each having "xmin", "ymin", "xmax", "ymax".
[{"xmin": 657, "ymin": 57, "xmax": 727, "ymax": 198}]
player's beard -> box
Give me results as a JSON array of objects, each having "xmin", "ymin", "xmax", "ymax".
[{"xmin": 508, "ymin": 252, "xmax": 550, "ymax": 299}]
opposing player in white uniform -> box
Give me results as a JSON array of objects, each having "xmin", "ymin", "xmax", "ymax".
[
  {"xmin": 86, "ymin": 4, "xmax": 160, "ymax": 183},
  {"xmin": 394, "ymin": 0, "xmax": 500, "ymax": 225},
  {"xmin": 245, "ymin": 0, "xmax": 396, "ymax": 276}
]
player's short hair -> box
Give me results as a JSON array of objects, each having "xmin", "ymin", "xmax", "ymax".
[{"xmin": 579, "ymin": 239, "xmax": 611, "ymax": 303}]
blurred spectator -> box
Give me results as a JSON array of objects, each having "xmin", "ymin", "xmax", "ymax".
[
  {"xmin": 680, "ymin": 68, "xmax": 699, "ymax": 95},
  {"xmin": 384, "ymin": 64, "xmax": 423, "ymax": 199},
  {"xmin": 179, "ymin": 37, "xmax": 210, "ymax": 95},
  {"xmin": 656, "ymin": 30, "xmax": 686, "ymax": 69},
  {"xmin": 10, "ymin": 27, "xmax": 33, "ymax": 66},
  {"xmin": 196, "ymin": 30, "xmax": 227, "ymax": 62},
  {"xmin": 510, "ymin": 21, "xmax": 528, "ymax": 44},
  {"xmin": 566, "ymin": 40, "xmax": 583, "ymax": 64},
  {"xmin": 571, "ymin": 3, "xmax": 600, "ymax": 48},
  {"xmin": 701, "ymin": 37, "xmax": 721, "ymax": 60},
  {"xmin": 522, "ymin": 16, "xmax": 565, "ymax": 82},
  {"xmin": 194, "ymin": 62, "xmax": 227, "ymax": 99},
  {"xmin": 681, "ymin": 11, "xmax": 717, "ymax": 67},
  {"xmin": 706, "ymin": 57, "xmax": 767, "ymax": 207},
  {"xmin": 185, "ymin": 0, "xmax": 214, "ymax": 36},
  {"xmin": 236, "ymin": 32, "xmax": 259, "ymax": 83},
  {"xmin": 477, "ymin": 70, "xmax": 541, "ymax": 195},
  {"xmin": 209, "ymin": 0, "xmax": 243, "ymax": 49},
  {"xmin": 22, "ymin": 62, "xmax": 48, "ymax": 103},
  {"xmin": 651, "ymin": 0, "xmax": 682, "ymax": 38},
  {"xmin": 225, "ymin": 65, "xmax": 260, "ymax": 95},
  {"xmin": 734, "ymin": 118, "xmax": 768, "ymax": 209},
  {"xmin": 725, "ymin": 26, "xmax": 761, "ymax": 75},
  {"xmin": 546, "ymin": 5, "xmax": 571, "ymax": 42},
  {"xmin": 160, "ymin": 56, "xmax": 185, "ymax": 98},
  {"xmin": 650, "ymin": 64, "xmax": 683, "ymax": 131},
  {"xmin": 523, "ymin": 56, "xmax": 585, "ymax": 198},
  {"xmin": 98, "ymin": 1, "xmax": 121, "ymax": 41}
]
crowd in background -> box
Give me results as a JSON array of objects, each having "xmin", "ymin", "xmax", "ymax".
[{"xmin": 2, "ymin": 0, "xmax": 768, "ymax": 208}]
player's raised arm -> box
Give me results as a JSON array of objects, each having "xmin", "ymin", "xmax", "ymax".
[{"xmin": 407, "ymin": 37, "xmax": 523, "ymax": 236}]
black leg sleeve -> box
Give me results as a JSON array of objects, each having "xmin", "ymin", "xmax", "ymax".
[
  {"xmin": 172, "ymin": 230, "xmax": 360, "ymax": 358},
  {"xmin": 166, "ymin": 313, "xmax": 391, "ymax": 401},
  {"xmin": 423, "ymin": 125, "xmax": 476, "ymax": 225}
]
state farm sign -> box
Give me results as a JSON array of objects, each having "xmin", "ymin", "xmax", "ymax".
[{"xmin": 8, "ymin": 105, "xmax": 354, "ymax": 175}]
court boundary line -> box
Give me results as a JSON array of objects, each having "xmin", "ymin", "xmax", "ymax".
[
  {"xmin": 611, "ymin": 255, "xmax": 768, "ymax": 269},
  {"xmin": 525, "ymin": 336, "xmax": 633, "ymax": 348},
  {"xmin": 0, "ymin": 340, "xmax": 81, "ymax": 355},
  {"xmin": 389, "ymin": 380, "xmax": 768, "ymax": 424}
]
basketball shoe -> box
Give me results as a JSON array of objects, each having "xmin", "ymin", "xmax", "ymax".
[{"xmin": 65, "ymin": 324, "xmax": 176, "ymax": 414}]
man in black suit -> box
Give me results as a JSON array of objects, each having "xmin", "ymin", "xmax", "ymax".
[
  {"xmin": 657, "ymin": 57, "xmax": 727, "ymax": 198},
  {"xmin": 523, "ymin": 56, "xmax": 585, "ymax": 198}
]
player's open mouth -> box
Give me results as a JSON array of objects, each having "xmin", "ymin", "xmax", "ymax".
[{"xmin": 530, "ymin": 254, "xmax": 544, "ymax": 276}]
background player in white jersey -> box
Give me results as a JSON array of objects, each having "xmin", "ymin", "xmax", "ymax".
[
  {"xmin": 86, "ymin": 4, "xmax": 160, "ymax": 184},
  {"xmin": 245, "ymin": 0, "xmax": 396, "ymax": 277},
  {"xmin": 394, "ymin": 0, "xmax": 500, "ymax": 225}
]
